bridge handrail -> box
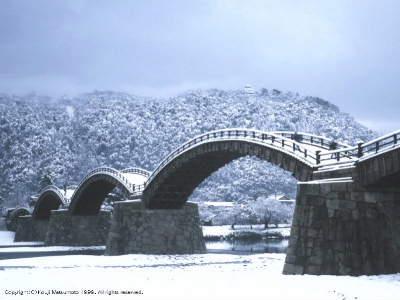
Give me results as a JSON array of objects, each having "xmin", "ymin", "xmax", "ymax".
[
  {"xmin": 358, "ymin": 130, "xmax": 400, "ymax": 158},
  {"xmin": 38, "ymin": 185, "xmax": 65, "ymax": 199},
  {"xmin": 144, "ymin": 128, "xmax": 323, "ymax": 188},
  {"xmin": 272, "ymin": 131, "xmax": 351, "ymax": 149},
  {"xmin": 35, "ymin": 185, "xmax": 67, "ymax": 209},
  {"xmin": 316, "ymin": 130, "xmax": 400, "ymax": 165},
  {"xmin": 317, "ymin": 147, "xmax": 358, "ymax": 166},
  {"xmin": 38, "ymin": 184, "xmax": 60, "ymax": 194},
  {"xmin": 121, "ymin": 167, "xmax": 151, "ymax": 177},
  {"xmin": 71, "ymin": 167, "xmax": 146, "ymax": 202}
]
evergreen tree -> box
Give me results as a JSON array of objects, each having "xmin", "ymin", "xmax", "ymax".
[{"xmin": 39, "ymin": 172, "xmax": 54, "ymax": 190}]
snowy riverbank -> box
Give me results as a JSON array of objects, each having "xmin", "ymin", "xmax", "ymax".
[
  {"xmin": 0, "ymin": 231, "xmax": 43, "ymax": 247},
  {"xmin": 1, "ymin": 230, "xmax": 400, "ymax": 299},
  {"xmin": 1, "ymin": 253, "xmax": 400, "ymax": 300}
]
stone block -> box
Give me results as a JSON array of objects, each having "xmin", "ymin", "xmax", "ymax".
[
  {"xmin": 327, "ymin": 208, "xmax": 335, "ymax": 218},
  {"xmin": 350, "ymin": 192, "xmax": 364, "ymax": 202},
  {"xmin": 307, "ymin": 228, "xmax": 319, "ymax": 238},
  {"xmin": 282, "ymin": 263, "xmax": 304, "ymax": 275},
  {"xmin": 306, "ymin": 264, "xmax": 321, "ymax": 275},
  {"xmin": 326, "ymin": 199, "xmax": 340, "ymax": 210},
  {"xmin": 365, "ymin": 193, "xmax": 379, "ymax": 203},
  {"xmin": 331, "ymin": 182, "xmax": 349, "ymax": 192},
  {"xmin": 339, "ymin": 200, "xmax": 356, "ymax": 210},
  {"xmin": 352, "ymin": 210, "xmax": 360, "ymax": 220},
  {"xmin": 303, "ymin": 183, "xmax": 320, "ymax": 196},
  {"xmin": 320, "ymin": 183, "xmax": 331, "ymax": 194},
  {"xmin": 284, "ymin": 254, "xmax": 297, "ymax": 264}
]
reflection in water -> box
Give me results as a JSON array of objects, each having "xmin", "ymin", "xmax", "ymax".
[{"xmin": 206, "ymin": 239, "xmax": 288, "ymax": 254}]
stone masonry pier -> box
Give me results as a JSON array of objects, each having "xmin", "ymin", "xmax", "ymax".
[
  {"xmin": 14, "ymin": 216, "xmax": 48, "ymax": 242},
  {"xmin": 283, "ymin": 180, "xmax": 400, "ymax": 275},
  {"xmin": 106, "ymin": 201, "xmax": 206, "ymax": 255},
  {"xmin": 45, "ymin": 209, "xmax": 111, "ymax": 246}
]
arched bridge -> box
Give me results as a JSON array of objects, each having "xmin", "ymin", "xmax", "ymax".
[
  {"xmin": 32, "ymin": 129, "xmax": 400, "ymax": 215},
  {"xmin": 141, "ymin": 129, "xmax": 353, "ymax": 208},
  {"xmin": 49, "ymin": 129, "xmax": 350, "ymax": 215},
  {"xmin": 68, "ymin": 167, "xmax": 149, "ymax": 215},
  {"xmin": 32, "ymin": 185, "xmax": 67, "ymax": 219},
  {"xmin": 24, "ymin": 127, "xmax": 400, "ymax": 276},
  {"xmin": 141, "ymin": 128, "xmax": 400, "ymax": 209}
]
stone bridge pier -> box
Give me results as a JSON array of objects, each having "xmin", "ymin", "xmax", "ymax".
[
  {"xmin": 14, "ymin": 215, "xmax": 49, "ymax": 242},
  {"xmin": 106, "ymin": 201, "xmax": 206, "ymax": 255},
  {"xmin": 284, "ymin": 179, "xmax": 400, "ymax": 275},
  {"xmin": 45, "ymin": 209, "xmax": 111, "ymax": 246}
]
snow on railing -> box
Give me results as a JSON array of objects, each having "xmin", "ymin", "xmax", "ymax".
[
  {"xmin": 121, "ymin": 167, "xmax": 151, "ymax": 178},
  {"xmin": 272, "ymin": 131, "xmax": 351, "ymax": 150},
  {"xmin": 317, "ymin": 147, "xmax": 357, "ymax": 167},
  {"xmin": 144, "ymin": 128, "xmax": 327, "ymax": 188},
  {"xmin": 36, "ymin": 185, "xmax": 68, "ymax": 208},
  {"xmin": 317, "ymin": 129, "xmax": 400, "ymax": 166},
  {"xmin": 145, "ymin": 128, "xmax": 398, "ymax": 184},
  {"xmin": 358, "ymin": 130, "xmax": 400, "ymax": 158}
]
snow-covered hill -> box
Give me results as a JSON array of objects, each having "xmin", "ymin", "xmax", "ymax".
[{"xmin": 0, "ymin": 88, "xmax": 375, "ymax": 207}]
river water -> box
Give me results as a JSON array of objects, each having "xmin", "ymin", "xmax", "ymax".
[{"xmin": 206, "ymin": 239, "xmax": 288, "ymax": 254}]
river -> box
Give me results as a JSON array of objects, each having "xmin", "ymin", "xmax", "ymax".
[{"xmin": 206, "ymin": 239, "xmax": 288, "ymax": 254}]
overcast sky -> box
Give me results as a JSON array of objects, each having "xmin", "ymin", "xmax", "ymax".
[{"xmin": 1, "ymin": 0, "xmax": 399, "ymax": 133}]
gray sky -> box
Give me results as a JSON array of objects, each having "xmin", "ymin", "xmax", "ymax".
[{"xmin": 1, "ymin": 0, "xmax": 399, "ymax": 133}]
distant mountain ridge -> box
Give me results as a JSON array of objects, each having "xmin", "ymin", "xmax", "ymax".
[{"xmin": 0, "ymin": 88, "xmax": 375, "ymax": 207}]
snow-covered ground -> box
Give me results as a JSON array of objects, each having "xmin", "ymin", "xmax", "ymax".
[
  {"xmin": 0, "ymin": 231, "xmax": 104, "ymax": 254},
  {"xmin": 0, "ymin": 231, "xmax": 43, "ymax": 247},
  {"xmin": 0, "ymin": 245, "xmax": 105, "ymax": 253},
  {"xmin": 0, "ymin": 253, "xmax": 400, "ymax": 300},
  {"xmin": 0, "ymin": 231, "xmax": 16, "ymax": 245},
  {"xmin": 0, "ymin": 230, "xmax": 399, "ymax": 299}
]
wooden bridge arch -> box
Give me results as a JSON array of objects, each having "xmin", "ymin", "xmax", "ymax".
[
  {"xmin": 32, "ymin": 185, "xmax": 66, "ymax": 219},
  {"xmin": 68, "ymin": 167, "xmax": 148, "ymax": 215},
  {"xmin": 142, "ymin": 129, "xmax": 349, "ymax": 209}
]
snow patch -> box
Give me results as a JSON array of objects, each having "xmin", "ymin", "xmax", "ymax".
[{"xmin": 65, "ymin": 105, "xmax": 75, "ymax": 119}]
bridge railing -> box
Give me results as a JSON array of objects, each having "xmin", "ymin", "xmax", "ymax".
[
  {"xmin": 358, "ymin": 131, "xmax": 400, "ymax": 158},
  {"xmin": 72, "ymin": 167, "xmax": 146, "ymax": 200},
  {"xmin": 273, "ymin": 131, "xmax": 351, "ymax": 150},
  {"xmin": 38, "ymin": 184, "xmax": 61, "ymax": 194},
  {"xmin": 316, "ymin": 130, "xmax": 400, "ymax": 166},
  {"xmin": 121, "ymin": 167, "xmax": 151, "ymax": 177},
  {"xmin": 38, "ymin": 185, "xmax": 64, "ymax": 197},
  {"xmin": 36, "ymin": 185, "xmax": 68, "ymax": 208},
  {"xmin": 317, "ymin": 147, "xmax": 358, "ymax": 167},
  {"xmin": 144, "ymin": 128, "xmax": 322, "ymax": 188}
]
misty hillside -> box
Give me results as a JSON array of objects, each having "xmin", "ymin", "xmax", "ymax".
[{"xmin": 0, "ymin": 88, "xmax": 375, "ymax": 208}]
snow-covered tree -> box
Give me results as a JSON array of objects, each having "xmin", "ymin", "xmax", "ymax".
[
  {"xmin": 250, "ymin": 196, "xmax": 294, "ymax": 228},
  {"xmin": 39, "ymin": 172, "xmax": 54, "ymax": 190}
]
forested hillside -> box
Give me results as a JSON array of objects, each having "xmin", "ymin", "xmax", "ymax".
[{"xmin": 0, "ymin": 88, "xmax": 374, "ymax": 207}]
